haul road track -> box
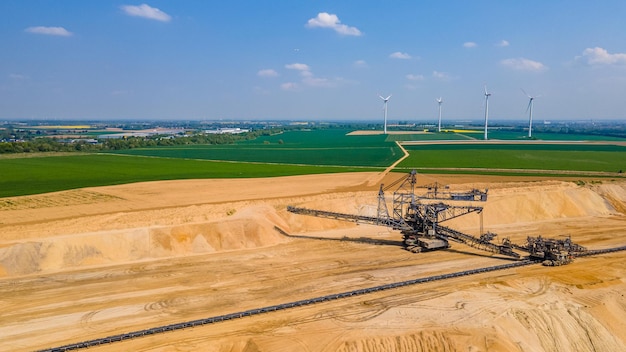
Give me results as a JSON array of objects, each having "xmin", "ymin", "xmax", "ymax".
[{"xmin": 40, "ymin": 246, "xmax": 626, "ymax": 352}]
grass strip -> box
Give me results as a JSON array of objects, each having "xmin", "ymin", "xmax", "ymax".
[{"xmin": 0, "ymin": 154, "xmax": 382, "ymax": 197}]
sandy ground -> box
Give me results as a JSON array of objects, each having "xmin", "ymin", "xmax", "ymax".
[{"xmin": 1, "ymin": 172, "xmax": 625, "ymax": 351}]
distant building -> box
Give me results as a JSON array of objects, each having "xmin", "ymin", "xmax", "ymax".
[
  {"xmin": 73, "ymin": 139, "xmax": 99, "ymax": 144},
  {"xmin": 98, "ymin": 128, "xmax": 185, "ymax": 139},
  {"xmin": 204, "ymin": 128, "xmax": 250, "ymax": 134}
]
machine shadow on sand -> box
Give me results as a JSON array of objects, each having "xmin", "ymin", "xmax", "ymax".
[{"xmin": 274, "ymin": 226, "xmax": 404, "ymax": 247}]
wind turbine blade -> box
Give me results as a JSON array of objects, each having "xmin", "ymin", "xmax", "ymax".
[
  {"xmin": 526, "ymin": 100, "xmax": 532, "ymax": 113},
  {"xmin": 521, "ymin": 88, "xmax": 531, "ymax": 98},
  {"xmin": 379, "ymin": 95, "xmax": 385, "ymax": 100},
  {"xmin": 386, "ymin": 95, "xmax": 392, "ymax": 100},
  {"xmin": 484, "ymin": 85, "xmax": 488, "ymax": 95}
]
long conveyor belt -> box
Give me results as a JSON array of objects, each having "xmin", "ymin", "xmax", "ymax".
[{"xmin": 39, "ymin": 245, "xmax": 626, "ymax": 352}]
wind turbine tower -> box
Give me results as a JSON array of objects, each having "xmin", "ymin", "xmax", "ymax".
[
  {"xmin": 483, "ymin": 86, "xmax": 491, "ymax": 140},
  {"xmin": 436, "ymin": 97, "xmax": 443, "ymax": 132},
  {"xmin": 379, "ymin": 95, "xmax": 392, "ymax": 134},
  {"xmin": 522, "ymin": 89, "xmax": 539, "ymax": 138}
]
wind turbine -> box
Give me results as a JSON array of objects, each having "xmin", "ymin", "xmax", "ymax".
[
  {"xmin": 521, "ymin": 89, "xmax": 539, "ymax": 138},
  {"xmin": 483, "ymin": 86, "xmax": 491, "ymax": 140},
  {"xmin": 379, "ymin": 94, "xmax": 392, "ymax": 134},
  {"xmin": 436, "ymin": 97, "xmax": 443, "ymax": 132}
]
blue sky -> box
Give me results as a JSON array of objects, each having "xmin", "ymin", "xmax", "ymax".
[{"xmin": 2, "ymin": 1, "xmax": 626, "ymax": 121}]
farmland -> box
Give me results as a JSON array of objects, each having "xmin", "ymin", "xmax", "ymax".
[
  {"xmin": 0, "ymin": 154, "xmax": 381, "ymax": 198},
  {"xmin": 384, "ymin": 130, "xmax": 626, "ymax": 142},
  {"xmin": 2, "ymin": 128, "xmax": 626, "ymax": 198},
  {"xmin": 109, "ymin": 129, "xmax": 402, "ymax": 167},
  {"xmin": 0, "ymin": 129, "xmax": 402, "ymax": 197},
  {"xmin": 397, "ymin": 143, "xmax": 626, "ymax": 174}
]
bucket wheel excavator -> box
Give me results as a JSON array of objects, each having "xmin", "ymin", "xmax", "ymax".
[{"xmin": 287, "ymin": 170, "xmax": 586, "ymax": 264}]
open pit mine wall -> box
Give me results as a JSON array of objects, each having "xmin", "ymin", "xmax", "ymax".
[
  {"xmin": 1, "ymin": 181, "xmax": 624, "ymax": 278},
  {"xmin": 0, "ymin": 217, "xmax": 289, "ymax": 277}
]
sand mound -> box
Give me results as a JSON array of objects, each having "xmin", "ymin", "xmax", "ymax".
[
  {"xmin": 594, "ymin": 183, "xmax": 626, "ymax": 213},
  {"xmin": 487, "ymin": 182, "xmax": 616, "ymax": 221},
  {"xmin": 443, "ymin": 182, "xmax": 619, "ymax": 232},
  {"xmin": 0, "ymin": 205, "xmax": 289, "ymax": 277},
  {"xmin": 284, "ymin": 191, "xmax": 379, "ymax": 233},
  {"xmin": 1, "ymin": 177, "xmax": 624, "ymax": 279}
]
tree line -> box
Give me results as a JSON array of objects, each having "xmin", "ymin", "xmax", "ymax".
[{"xmin": 0, "ymin": 128, "xmax": 283, "ymax": 154}]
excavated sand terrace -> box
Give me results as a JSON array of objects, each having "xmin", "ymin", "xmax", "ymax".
[{"xmin": 0, "ymin": 172, "xmax": 625, "ymax": 351}]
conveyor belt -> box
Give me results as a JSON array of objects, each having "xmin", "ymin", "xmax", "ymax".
[{"xmin": 39, "ymin": 245, "xmax": 626, "ymax": 352}]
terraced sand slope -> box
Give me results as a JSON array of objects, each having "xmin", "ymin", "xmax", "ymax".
[
  {"xmin": 0, "ymin": 173, "xmax": 372, "ymax": 276},
  {"xmin": 0, "ymin": 173, "xmax": 625, "ymax": 351}
]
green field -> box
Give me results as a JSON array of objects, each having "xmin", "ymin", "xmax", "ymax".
[
  {"xmin": 2, "ymin": 129, "xmax": 401, "ymax": 197},
  {"xmin": 3, "ymin": 128, "xmax": 625, "ymax": 198},
  {"xmin": 379, "ymin": 130, "xmax": 626, "ymax": 142},
  {"xmin": 480, "ymin": 130, "xmax": 626, "ymax": 141},
  {"xmin": 108, "ymin": 129, "xmax": 402, "ymax": 167},
  {"xmin": 0, "ymin": 154, "xmax": 381, "ymax": 197},
  {"xmin": 397, "ymin": 144, "xmax": 626, "ymax": 173}
]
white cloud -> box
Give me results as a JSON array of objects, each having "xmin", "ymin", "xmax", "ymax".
[
  {"xmin": 281, "ymin": 82, "xmax": 298, "ymax": 91},
  {"xmin": 25, "ymin": 26, "xmax": 72, "ymax": 37},
  {"xmin": 283, "ymin": 62, "xmax": 343, "ymax": 89},
  {"xmin": 501, "ymin": 58, "xmax": 547, "ymax": 71},
  {"xmin": 432, "ymin": 71, "xmax": 452, "ymax": 81},
  {"xmin": 353, "ymin": 60, "xmax": 368, "ymax": 68},
  {"xmin": 389, "ymin": 52, "xmax": 411, "ymax": 59},
  {"xmin": 406, "ymin": 74, "xmax": 424, "ymax": 81},
  {"xmin": 496, "ymin": 40, "xmax": 510, "ymax": 47},
  {"xmin": 121, "ymin": 4, "xmax": 171, "ymax": 22},
  {"xmin": 285, "ymin": 63, "xmax": 311, "ymax": 72},
  {"xmin": 580, "ymin": 47, "xmax": 626, "ymax": 66},
  {"xmin": 463, "ymin": 42, "xmax": 477, "ymax": 48},
  {"xmin": 286, "ymin": 63, "xmax": 313, "ymax": 78},
  {"xmin": 257, "ymin": 69, "xmax": 279, "ymax": 78},
  {"xmin": 306, "ymin": 12, "xmax": 361, "ymax": 36}
]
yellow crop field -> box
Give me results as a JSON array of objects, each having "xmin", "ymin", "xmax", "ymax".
[
  {"xmin": 443, "ymin": 129, "xmax": 482, "ymax": 133},
  {"xmin": 26, "ymin": 125, "xmax": 93, "ymax": 129}
]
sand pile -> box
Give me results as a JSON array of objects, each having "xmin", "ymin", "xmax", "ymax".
[
  {"xmin": 283, "ymin": 191, "xmax": 379, "ymax": 233},
  {"xmin": 0, "ymin": 204, "xmax": 289, "ymax": 277},
  {"xmin": 2, "ymin": 178, "xmax": 622, "ymax": 277},
  {"xmin": 485, "ymin": 182, "xmax": 616, "ymax": 221},
  {"xmin": 443, "ymin": 181, "xmax": 619, "ymax": 232},
  {"xmin": 595, "ymin": 183, "xmax": 626, "ymax": 213}
]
